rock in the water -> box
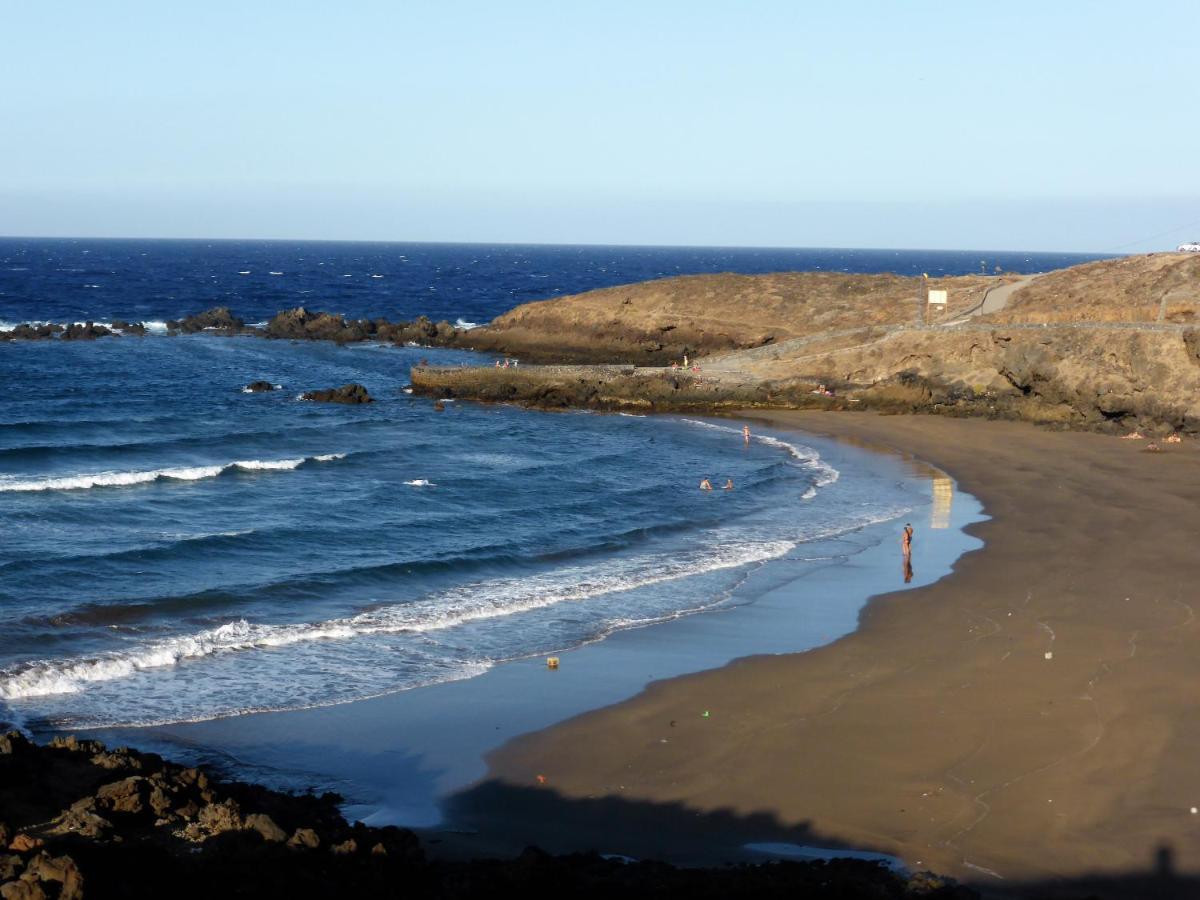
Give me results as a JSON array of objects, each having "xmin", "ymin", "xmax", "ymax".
[
  {"xmin": 244, "ymin": 381, "xmax": 277, "ymax": 393},
  {"xmin": 60, "ymin": 322, "xmax": 112, "ymax": 341},
  {"xmin": 168, "ymin": 307, "xmax": 244, "ymax": 335},
  {"xmin": 300, "ymin": 384, "xmax": 373, "ymax": 404},
  {"xmin": 1, "ymin": 323, "xmax": 63, "ymax": 341}
]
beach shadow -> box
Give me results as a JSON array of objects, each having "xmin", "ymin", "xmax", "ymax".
[
  {"xmin": 994, "ymin": 843, "xmax": 1200, "ymax": 900},
  {"xmin": 441, "ymin": 779, "xmax": 897, "ymax": 868},
  {"xmin": 442, "ymin": 784, "xmax": 1200, "ymax": 899}
]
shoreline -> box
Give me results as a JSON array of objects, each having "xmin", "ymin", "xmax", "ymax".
[
  {"xmin": 448, "ymin": 411, "xmax": 1200, "ymax": 887},
  {"xmin": 68, "ymin": 419, "xmax": 981, "ymax": 840}
]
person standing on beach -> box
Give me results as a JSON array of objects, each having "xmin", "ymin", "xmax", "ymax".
[
  {"xmin": 742, "ymin": 425, "xmax": 750, "ymax": 444},
  {"xmin": 901, "ymin": 523, "xmax": 914, "ymax": 557}
]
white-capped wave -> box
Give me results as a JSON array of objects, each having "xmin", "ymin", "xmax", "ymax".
[
  {"xmin": 681, "ymin": 419, "xmax": 840, "ymax": 488},
  {"xmin": 0, "ymin": 454, "xmax": 343, "ymax": 493},
  {"xmin": 142, "ymin": 321, "xmax": 168, "ymax": 334},
  {"xmin": 403, "ymin": 479, "xmax": 435, "ymax": 486},
  {"xmin": 0, "ymin": 538, "xmax": 793, "ymax": 700},
  {"xmin": 454, "ymin": 318, "xmax": 480, "ymax": 330}
]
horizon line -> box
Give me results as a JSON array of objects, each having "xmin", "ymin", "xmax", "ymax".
[{"xmin": 0, "ymin": 234, "xmax": 1123, "ymax": 257}]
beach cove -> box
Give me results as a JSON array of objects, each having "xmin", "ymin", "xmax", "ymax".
[
  {"xmin": 453, "ymin": 412, "xmax": 1200, "ymax": 889},
  {"xmin": 76, "ymin": 420, "xmax": 984, "ymax": 845}
]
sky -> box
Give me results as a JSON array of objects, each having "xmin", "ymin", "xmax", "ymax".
[{"xmin": 2, "ymin": 1, "xmax": 1197, "ymax": 251}]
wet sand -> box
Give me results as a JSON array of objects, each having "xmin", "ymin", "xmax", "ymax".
[{"xmin": 456, "ymin": 413, "xmax": 1200, "ymax": 885}]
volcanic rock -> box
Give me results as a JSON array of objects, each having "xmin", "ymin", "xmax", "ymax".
[
  {"xmin": 60, "ymin": 322, "xmax": 112, "ymax": 341},
  {"xmin": 168, "ymin": 307, "xmax": 244, "ymax": 334},
  {"xmin": 300, "ymin": 384, "xmax": 373, "ymax": 404}
]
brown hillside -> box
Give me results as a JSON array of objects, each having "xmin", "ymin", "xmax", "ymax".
[
  {"xmin": 986, "ymin": 253, "xmax": 1200, "ymax": 324},
  {"xmin": 466, "ymin": 271, "xmax": 1003, "ymax": 364}
]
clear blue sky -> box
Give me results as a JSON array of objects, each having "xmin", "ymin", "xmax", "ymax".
[{"xmin": 2, "ymin": 1, "xmax": 1197, "ymax": 251}]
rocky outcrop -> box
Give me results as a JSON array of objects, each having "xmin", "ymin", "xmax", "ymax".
[
  {"xmin": 167, "ymin": 307, "xmax": 244, "ymax": 335},
  {"xmin": 263, "ymin": 307, "xmax": 461, "ymax": 347},
  {"xmin": 110, "ymin": 320, "xmax": 147, "ymax": 335},
  {"xmin": 0, "ymin": 731, "xmax": 969, "ymax": 899},
  {"xmin": 300, "ymin": 384, "xmax": 373, "ymax": 404},
  {"xmin": 60, "ymin": 323, "xmax": 113, "ymax": 341},
  {"xmin": 413, "ymin": 321, "xmax": 1200, "ymax": 435},
  {"xmin": 243, "ymin": 381, "xmax": 277, "ymax": 393},
  {"xmin": 0, "ymin": 323, "xmax": 64, "ymax": 341}
]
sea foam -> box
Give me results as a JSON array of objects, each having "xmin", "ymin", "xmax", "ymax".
[
  {"xmin": 0, "ymin": 537, "xmax": 794, "ymax": 700},
  {"xmin": 0, "ymin": 454, "xmax": 342, "ymax": 493}
]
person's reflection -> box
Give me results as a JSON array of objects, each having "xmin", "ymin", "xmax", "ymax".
[{"xmin": 903, "ymin": 555, "xmax": 913, "ymax": 583}]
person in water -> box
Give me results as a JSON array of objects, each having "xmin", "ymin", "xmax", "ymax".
[
  {"xmin": 901, "ymin": 523, "xmax": 914, "ymax": 557},
  {"xmin": 742, "ymin": 425, "xmax": 750, "ymax": 444},
  {"xmin": 699, "ymin": 478, "xmax": 713, "ymax": 491},
  {"xmin": 723, "ymin": 478, "xmax": 734, "ymax": 490}
]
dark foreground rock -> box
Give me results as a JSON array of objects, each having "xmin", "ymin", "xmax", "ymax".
[
  {"xmin": 300, "ymin": 384, "xmax": 373, "ymax": 404},
  {"xmin": 0, "ymin": 732, "xmax": 976, "ymax": 899}
]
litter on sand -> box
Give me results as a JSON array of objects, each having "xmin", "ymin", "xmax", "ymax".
[{"xmin": 701, "ymin": 711, "xmax": 710, "ymax": 718}]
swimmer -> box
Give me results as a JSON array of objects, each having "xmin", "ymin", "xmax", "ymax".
[
  {"xmin": 723, "ymin": 478, "xmax": 734, "ymax": 490},
  {"xmin": 699, "ymin": 478, "xmax": 713, "ymax": 491}
]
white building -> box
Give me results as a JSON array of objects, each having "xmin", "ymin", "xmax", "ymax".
[{"xmin": 1178, "ymin": 241, "xmax": 1200, "ymax": 252}]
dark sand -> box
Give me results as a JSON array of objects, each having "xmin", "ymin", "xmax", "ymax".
[{"xmin": 452, "ymin": 413, "xmax": 1200, "ymax": 885}]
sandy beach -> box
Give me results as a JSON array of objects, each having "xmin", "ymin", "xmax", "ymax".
[{"xmin": 450, "ymin": 412, "xmax": 1200, "ymax": 888}]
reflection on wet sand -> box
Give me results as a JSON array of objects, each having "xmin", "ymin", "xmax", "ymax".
[{"xmin": 930, "ymin": 474, "xmax": 953, "ymax": 529}]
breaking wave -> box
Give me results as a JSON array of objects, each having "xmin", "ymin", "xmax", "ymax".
[
  {"xmin": 0, "ymin": 454, "xmax": 345, "ymax": 493},
  {"xmin": 0, "ymin": 537, "xmax": 794, "ymax": 700}
]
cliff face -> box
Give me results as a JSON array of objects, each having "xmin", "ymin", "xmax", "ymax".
[{"xmin": 463, "ymin": 271, "xmax": 1001, "ymax": 364}]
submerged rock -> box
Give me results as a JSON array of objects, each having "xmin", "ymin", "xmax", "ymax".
[{"xmin": 243, "ymin": 381, "xmax": 277, "ymax": 393}]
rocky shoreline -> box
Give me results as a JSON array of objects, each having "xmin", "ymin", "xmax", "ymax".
[
  {"xmin": 8, "ymin": 254, "xmax": 1199, "ymax": 436},
  {"xmin": 0, "ymin": 731, "xmax": 974, "ymax": 899}
]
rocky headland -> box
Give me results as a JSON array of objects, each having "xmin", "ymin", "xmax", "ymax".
[{"xmin": 414, "ymin": 253, "xmax": 1200, "ymax": 435}]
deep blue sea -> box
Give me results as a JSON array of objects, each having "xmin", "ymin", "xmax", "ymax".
[{"xmin": 0, "ymin": 239, "xmax": 1108, "ymax": 732}]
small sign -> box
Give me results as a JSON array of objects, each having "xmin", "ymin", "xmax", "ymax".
[{"xmin": 928, "ymin": 289, "xmax": 948, "ymax": 306}]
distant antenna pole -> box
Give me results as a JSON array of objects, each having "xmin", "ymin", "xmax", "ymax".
[{"xmin": 918, "ymin": 273, "xmax": 928, "ymax": 326}]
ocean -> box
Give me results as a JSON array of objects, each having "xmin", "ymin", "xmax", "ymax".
[{"xmin": 0, "ymin": 239, "xmax": 1105, "ymax": 737}]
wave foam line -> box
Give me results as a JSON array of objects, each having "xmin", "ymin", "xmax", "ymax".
[
  {"xmin": 681, "ymin": 419, "xmax": 840, "ymax": 487},
  {"xmin": 0, "ymin": 454, "xmax": 344, "ymax": 493},
  {"xmin": 0, "ymin": 539, "xmax": 793, "ymax": 700}
]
